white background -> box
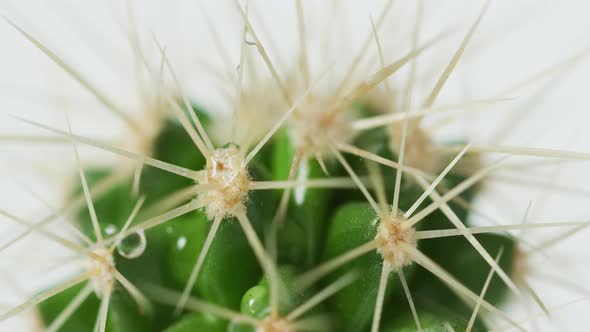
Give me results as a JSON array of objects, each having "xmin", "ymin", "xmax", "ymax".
[{"xmin": 0, "ymin": 0, "xmax": 589, "ymax": 331}]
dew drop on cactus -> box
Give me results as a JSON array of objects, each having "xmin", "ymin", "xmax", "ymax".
[{"xmin": 117, "ymin": 229, "xmax": 147, "ymax": 259}]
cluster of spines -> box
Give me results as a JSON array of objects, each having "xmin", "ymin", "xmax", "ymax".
[{"xmin": 1, "ymin": 1, "xmax": 590, "ymax": 332}]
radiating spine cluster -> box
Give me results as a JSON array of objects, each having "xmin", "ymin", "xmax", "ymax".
[{"xmin": 1, "ymin": 1, "xmax": 590, "ymax": 332}]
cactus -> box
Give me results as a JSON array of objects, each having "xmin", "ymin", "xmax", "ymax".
[{"xmin": 1, "ymin": 1, "xmax": 590, "ymax": 331}]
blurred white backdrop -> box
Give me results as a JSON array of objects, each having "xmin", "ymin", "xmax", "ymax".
[{"xmin": 1, "ymin": 0, "xmax": 590, "ymax": 331}]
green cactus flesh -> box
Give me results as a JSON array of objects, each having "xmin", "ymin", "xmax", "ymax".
[{"xmin": 31, "ymin": 98, "xmax": 523, "ymax": 332}]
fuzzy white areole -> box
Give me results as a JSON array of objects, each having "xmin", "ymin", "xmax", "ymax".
[
  {"xmin": 375, "ymin": 212, "xmax": 417, "ymax": 272},
  {"xmin": 195, "ymin": 145, "xmax": 251, "ymax": 220},
  {"xmin": 86, "ymin": 248, "xmax": 116, "ymax": 298}
]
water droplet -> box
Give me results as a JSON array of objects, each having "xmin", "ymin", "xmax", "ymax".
[
  {"xmin": 117, "ymin": 230, "xmax": 146, "ymax": 259},
  {"xmin": 104, "ymin": 224, "xmax": 117, "ymax": 236},
  {"xmin": 176, "ymin": 236, "xmax": 187, "ymax": 250}
]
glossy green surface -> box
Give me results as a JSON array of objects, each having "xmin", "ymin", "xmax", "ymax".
[
  {"xmin": 272, "ymin": 128, "xmax": 334, "ymax": 267},
  {"xmin": 165, "ymin": 209, "xmax": 261, "ymax": 310},
  {"xmin": 414, "ymin": 233, "xmax": 515, "ymax": 307},
  {"xmin": 323, "ymin": 202, "xmax": 409, "ymax": 332},
  {"xmin": 38, "ymin": 283, "xmax": 155, "ymax": 332},
  {"xmin": 240, "ymin": 265, "xmax": 303, "ymax": 318},
  {"xmin": 163, "ymin": 313, "xmax": 226, "ymax": 332},
  {"xmin": 38, "ymin": 282, "xmax": 99, "ymax": 332}
]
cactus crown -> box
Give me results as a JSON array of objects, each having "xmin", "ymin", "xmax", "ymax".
[{"xmin": 0, "ymin": 2, "xmax": 589, "ymax": 332}]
